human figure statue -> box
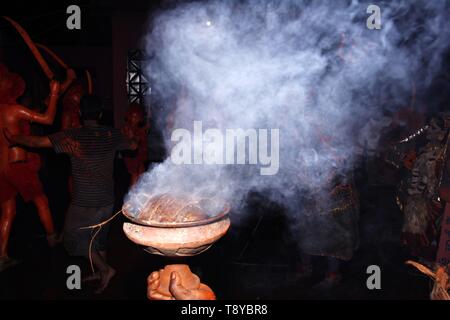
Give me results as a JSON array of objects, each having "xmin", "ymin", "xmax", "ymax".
[
  {"xmin": 0, "ymin": 64, "xmax": 62, "ymax": 271},
  {"xmin": 122, "ymin": 102, "xmax": 149, "ymax": 186}
]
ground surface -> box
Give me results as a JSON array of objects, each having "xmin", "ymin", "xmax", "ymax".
[{"xmin": 0, "ymin": 156, "xmax": 432, "ymax": 300}]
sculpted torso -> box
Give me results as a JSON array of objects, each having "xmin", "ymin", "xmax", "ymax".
[{"xmin": 0, "ymin": 103, "xmax": 29, "ymax": 167}]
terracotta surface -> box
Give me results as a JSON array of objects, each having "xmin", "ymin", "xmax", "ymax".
[
  {"xmin": 122, "ymin": 103, "xmax": 148, "ymax": 186},
  {"xmin": 406, "ymin": 260, "xmax": 450, "ymax": 300},
  {"xmin": 123, "ymin": 217, "xmax": 230, "ymax": 256},
  {"xmin": 157, "ymin": 264, "xmax": 200, "ymax": 296},
  {"xmin": 0, "ymin": 65, "xmax": 61, "ymax": 258}
]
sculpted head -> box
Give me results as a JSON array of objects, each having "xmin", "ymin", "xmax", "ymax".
[{"xmin": 0, "ymin": 64, "xmax": 25, "ymax": 104}]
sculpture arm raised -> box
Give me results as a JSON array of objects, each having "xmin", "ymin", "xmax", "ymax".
[{"xmin": 17, "ymin": 80, "xmax": 60, "ymax": 125}]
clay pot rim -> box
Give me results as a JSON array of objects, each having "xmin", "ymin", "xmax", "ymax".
[{"xmin": 122, "ymin": 203, "xmax": 231, "ymax": 228}]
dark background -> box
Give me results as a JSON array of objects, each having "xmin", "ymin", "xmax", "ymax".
[{"xmin": 0, "ymin": 0, "xmax": 445, "ymax": 300}]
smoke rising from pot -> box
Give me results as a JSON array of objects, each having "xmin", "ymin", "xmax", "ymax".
[{"xmin": 125, "ymin": 0, "xmax": 450, "ymax": 217}]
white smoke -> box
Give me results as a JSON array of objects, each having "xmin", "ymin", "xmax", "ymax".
[{"xmin": 125, "ymin": 0, "xmax": 450, "ymax": 218}]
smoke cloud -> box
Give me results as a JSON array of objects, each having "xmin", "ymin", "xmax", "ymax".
[{"xmin": 125, "ymin": 0, "xmax": 450, "ymax": 219}]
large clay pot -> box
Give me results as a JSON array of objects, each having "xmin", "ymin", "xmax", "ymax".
[
  {"xmin": 122, "ymin": 195, "xmax": 231, "ymax": 257},
  {"xmin": 123, "ymin": 217, "xmax": 230, "ymax": 256}
]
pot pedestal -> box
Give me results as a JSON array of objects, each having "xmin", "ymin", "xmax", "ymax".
[{"xmin": 157, "ymin": 264, "xmax": 201, "ymax": 297}]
